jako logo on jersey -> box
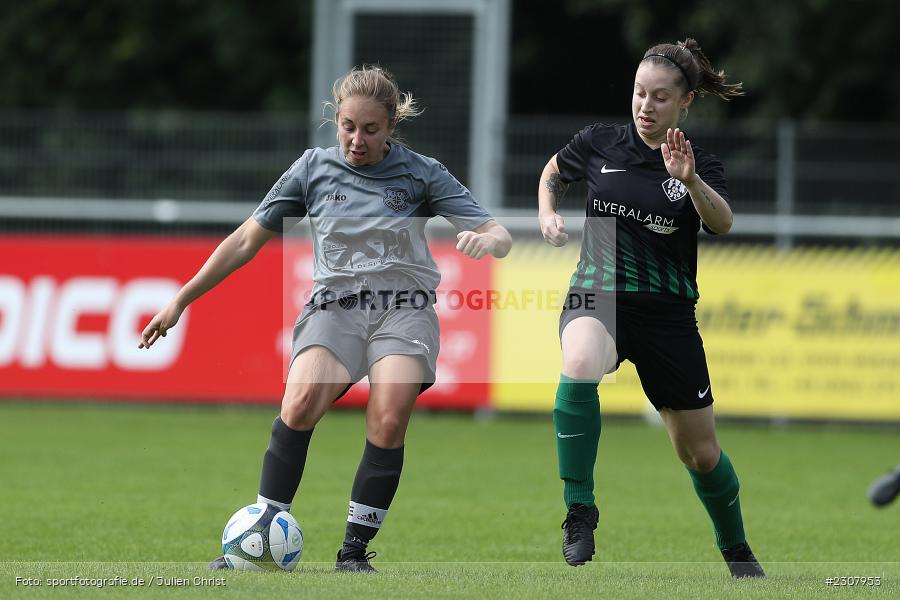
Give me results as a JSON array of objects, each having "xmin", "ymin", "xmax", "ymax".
[
  {"xmin": 383, "ymin": 187, "xmax": 411, "ymax": 211},
  {"xmin": 324, "ymin": 192, "xmax": 347, "ymax": 202},
  {"xmin": 662, "ymin": 177, "xmax": 689, "ymax": 202},
  {"xmin": 0, "ymin": 275, "xmax": 186, "ymax": 370}
]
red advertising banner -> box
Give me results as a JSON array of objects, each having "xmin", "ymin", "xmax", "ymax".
[{"xmin": 0, "ymin": 235, "xmax": 490, "ymax": 408}]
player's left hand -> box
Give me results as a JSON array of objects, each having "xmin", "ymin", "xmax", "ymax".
[
  {"xmin": 661, "ymin": 127, "xmax": 697, "ymax": 185},
  {"xmin": 456, "ymin": 231, "xmax": 495, "ymax": 260}
]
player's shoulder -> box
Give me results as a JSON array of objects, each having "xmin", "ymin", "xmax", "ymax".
[
  {"xmin": 570, "ymin": 122, "xmax": 630, "ymax": 149},
  {"xmin": 393, "ymin": 143, "xmax": 432, "ymax": 165},
  {"xmin": 303, "ymin": 146, "xmax": 338, "ymax": 166},
  {"xmin": 275, "ymin": 147, "xmax": 322, "ymax": 176},
  {"xmin": 392, "ymin": 144, "xmax": 452, "ymax": 178},
  {"xmin": 685, "ymin": 135, "xmax": 728, "ymax": 189},
  {"xmin": 688, "ymin": 139, "xmax": 725, "ymax": 171}
]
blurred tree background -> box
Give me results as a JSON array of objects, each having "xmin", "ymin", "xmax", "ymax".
[
  {"xmin": 0, "ymin": 0, "xmax": 312, "ymax": 111},
  {"xmin": 510, "ymin": 0, "xmax": 899, "ymax": 122},
  {"xmin": 0, "ymin": 0, "xmax": 894, "ymax": 121}
]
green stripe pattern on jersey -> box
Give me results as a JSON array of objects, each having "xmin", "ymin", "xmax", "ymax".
[{"xmin": 569, "ymin": 230, "xmax": 697, "ymax": 299}]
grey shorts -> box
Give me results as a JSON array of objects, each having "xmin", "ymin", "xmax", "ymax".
[{"xmin": 291, "ymin": 295, "xmax": 440, "ymax": 396}]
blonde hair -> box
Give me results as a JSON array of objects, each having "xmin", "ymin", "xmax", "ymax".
[{"xmin": 324, "ymin": 65, "xmax": 422, "ymax": 145}]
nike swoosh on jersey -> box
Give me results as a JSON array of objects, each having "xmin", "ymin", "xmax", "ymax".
[
  {"xmin": 557, "ymin": 432, "xmax": 585, "ymax": 439},
  {"xmin": 601, "ymin": 164, "xmax": 626, "ymax": 173},
  {"xmin": 698, "ymin": 385, "xmax": 711, "ymax": 398}
]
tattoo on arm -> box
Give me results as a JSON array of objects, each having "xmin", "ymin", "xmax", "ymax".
[
  {"xmin": 701, "ymin": 190, "xmax": 716, "ymax": 211},
  {"xmin": 545, "ymin": 173, "xmax": 568, "ymax": 198}
]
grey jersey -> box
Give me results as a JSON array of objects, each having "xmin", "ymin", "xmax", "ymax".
[{"xmin": 253, "ymin": 144, "xmax": 493, "ymax": 296}]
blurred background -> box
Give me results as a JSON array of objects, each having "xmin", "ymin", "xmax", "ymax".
[{"xmin": 1, "ymin": 0, "xmax": 899, "ymax": 424}]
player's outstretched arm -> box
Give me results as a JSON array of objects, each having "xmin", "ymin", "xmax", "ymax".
[
  {"xmin": 139, "ymin": 217, "xmax": 275, "ymax": 348},
  {"xmin": 456, "ymin": 220, "xmax": 512, "ymax": 260},
  {"xmin": 538, "ymin": 155, "xmax": 569, "ymax": 247}
]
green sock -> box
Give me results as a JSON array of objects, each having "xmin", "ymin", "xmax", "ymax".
[
  {"xmin": 687, "ymin": 449, "xmax": 746, "ymax": 549},
  {"xmin": 553, "ymin": 374, "xmax": 601, "ymax": 507}
]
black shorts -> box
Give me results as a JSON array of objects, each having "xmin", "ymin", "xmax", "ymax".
[{"xmin": 559, "ymin": 289, "xmax": 713, "ymax": 411}]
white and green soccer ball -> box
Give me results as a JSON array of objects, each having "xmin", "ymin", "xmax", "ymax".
[{"xmin": 221, "ymin": 502, "xmax": 304, "ymax": 571}]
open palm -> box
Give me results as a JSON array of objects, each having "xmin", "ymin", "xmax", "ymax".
[{"xmin": 661, "ymin": 127, "xmax": 696, "ymax": 183}]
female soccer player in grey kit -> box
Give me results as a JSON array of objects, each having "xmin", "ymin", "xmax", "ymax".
[
  {"xmin": 140, "ymin": 66, "xmax": 511, "ymax": 572},
  {"xmin": 538, "ymin": 39, "xmax": 764, "ymax": 578}
]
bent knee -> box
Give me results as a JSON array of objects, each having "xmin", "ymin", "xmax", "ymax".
[
  {"xmin": 281, "ymin": 388, "xmax": 327, "ymax": 430},
  {"xmin": 562, "ymin": 353, "xmax": 611, "ymax": 381},
  {"xmin": 678, "ymin": 443, "xmax": 721, "ymax": 473},
  {"xmin": 370, "ymin": 413, "xmax": 405, "ymax": 438},
  {"xmin": 367, "ymin": 414, "xmax": 408, "ymax": 447}
]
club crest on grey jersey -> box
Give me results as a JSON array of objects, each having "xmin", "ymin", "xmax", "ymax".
[{"xmin": 383, "ymin": 187, "xmax": 411, "ymax": 211}]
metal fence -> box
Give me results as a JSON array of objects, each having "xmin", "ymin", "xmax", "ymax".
[
  {"xmin": 0, "ymin": 110, "xmax": 308, "ymax": 202},
  {"xmin": 1, "ymin": 110, "xmax": 899, "ymax": 242},
  {"xmin": 503, "ymin": 117, "xmax": 900, "ymax": 216}
]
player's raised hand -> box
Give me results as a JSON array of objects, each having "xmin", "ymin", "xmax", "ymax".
[
  {"xmin": 661, "ymin": 127, "xmax": 697, "ymax": 184},
  {"xmin": 139, "ymin": 301, "xmax": 185, "ymax": 349},
  {"xmin": 539, "ymin": 212, "xmax": 568, "ymax": 247},
  {"xmin": 456, "ymin": 230, "xmax": 496, "ymax": 260}
]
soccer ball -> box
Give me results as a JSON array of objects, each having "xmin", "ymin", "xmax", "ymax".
[{"xmin": 221, "ymin": 502, "xmax": 304, "ymax": 571}]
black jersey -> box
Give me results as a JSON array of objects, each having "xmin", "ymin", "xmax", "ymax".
[{"xmin": 556, "ymin": 122, "xmax": 728, "ymax": 304}]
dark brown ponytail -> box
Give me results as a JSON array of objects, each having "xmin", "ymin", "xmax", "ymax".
[{"xmin": 642, "ymin": 38, "xmax": 744, "ymax": 100}]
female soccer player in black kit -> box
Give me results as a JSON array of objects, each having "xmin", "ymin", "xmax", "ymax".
[{"xmin": 537, "ymin": 38, "xmax": 764, "ymax": 578}]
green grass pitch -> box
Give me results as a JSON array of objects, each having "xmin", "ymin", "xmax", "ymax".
[{"xmin": 1, "ymin": 402, "xmax": 898, "ymax": 598}]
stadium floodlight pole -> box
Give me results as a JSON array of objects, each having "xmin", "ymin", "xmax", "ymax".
[
  {"xmin": 775, "ymin": 118, "xmax": 796, "ymax": 250},
  {"xmin": 309, "ymin": 0, "xmax": 510, "ymax": 211},
  {"xmin": 310, "ymin": 0, "xmax": 353, "ymax": 151},
  {"xmin": 474, "ymin": 0, "xmax": 510, "ymax": 212}
]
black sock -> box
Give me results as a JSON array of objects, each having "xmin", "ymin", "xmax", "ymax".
[
  {"xmin": 258, "ymin": 417, "xmax": 313, "ymax": 509},
  {"xmin": 343, "ymin": 440, "xmax": 404, "ymax": 551}
]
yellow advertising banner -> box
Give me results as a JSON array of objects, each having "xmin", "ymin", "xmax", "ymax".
[{"xmin": 491, "ymin": 244, "xmax": 900, "ymax": 421}]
